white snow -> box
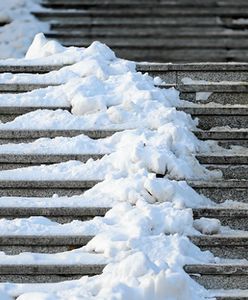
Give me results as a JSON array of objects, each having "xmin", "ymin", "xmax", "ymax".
[
  {"xmin": 0, "ymin": 34, "xmax": 231, "ymax": 300},
  {"xmin": 0, "ymin": 1, "xmax": 47, "ymax": 59}
]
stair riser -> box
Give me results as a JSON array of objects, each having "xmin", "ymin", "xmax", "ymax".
[{"xmin": 190, "ymin": 274, "xmax": 248, "ymax": 290}]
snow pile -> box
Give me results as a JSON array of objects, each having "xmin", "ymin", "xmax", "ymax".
[
  {"xmin": 0, "ymin": 34, "xmax": 223, "ymax": 300},
  {"xmin": 0, "ymin": 0, "xmax": 47, "ymax": 59}
]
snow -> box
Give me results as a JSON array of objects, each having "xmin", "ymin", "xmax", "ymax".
[
  {"xmin": 0, "ymin": 33, "xmax": 233, "ymax": 299},
  {"xmin": 0, "ymin": 1, "xmax": 47, "ymax": 59}
]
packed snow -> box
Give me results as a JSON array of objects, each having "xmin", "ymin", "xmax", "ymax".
[{"xmin": 0, "ymin": 34, "xmax": 231, "ymax": 300}]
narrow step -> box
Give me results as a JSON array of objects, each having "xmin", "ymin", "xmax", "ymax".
[
  {"xmin": 190, "ymin": 235, "xmax": 248, "ymax": 259},
  {"xmin": 0, "ymin": 154, "xmax": 104, "ymax": 170},
  {"xmin": 0, "ymin": 106, "xmax": 69, "ymax": 123},
  {"xmin": 0, "ymin": 264, "xmax": 105, "ymax": 283},
  {"xmin": 193, "ymin": 207, "xmax": 248, "ymax": 230},
  {"xmin": 185, "ymin": 263, "xmax": 248, "ymax": 289}
]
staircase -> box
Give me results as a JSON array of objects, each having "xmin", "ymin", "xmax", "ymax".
[
  {"xmin": 0, "ymin": 62, "xmax": 247, "ymax": 298},
  {"xmin": 32, "ymin": 0, "xmax": 248, "ymax": 62}
]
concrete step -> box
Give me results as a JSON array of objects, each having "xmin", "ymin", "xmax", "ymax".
[
  {"xmin": 197, "ymin": 155, "xmax": 248, "ymax": 165},
  {"xmin": 33, "ymin": 8, "xmax": 248, "ymax": 19},
  {"xmin": 48, "ymin": 26, "xmax": 233, "ymax": 36},
  {"xmin": 0, "ymin": 65, "xmax": 63, "ymax": 74},
  {"xmin": 0, "ymin": 129, "xmax": 117, "ymax": 144},
  {"xmin": 211, "ymin": 290, "xmax": 248, "ymax": 300},
  {"xmin": 188, "ymin": 180, "xmax": 248, "ymax": 203},
  {"xmin": 0, "ymin": 233, "xmax": 247, "ymax": 257},
  {"xmin": 0, "ymin": 154, "xmax": 105, "ymax": 170},
  {"xmin": 0, "ymin": 264, "xmax": 105, "ymax": 283},
  {"xmin": 204, "ymin": 164, "xmax": 248, "ymax": 180},
  {"xmin": 46, "ymin": 29, "xmax": 248, "ymax": 38},
  {"xmin": 0, "ymin": 179, "xmax": 246, "ymax": 200},
  {"xmin": 179, "ymin": 106, "xmax": 248, "ymax": 130},
  {"xmin": 58, "ymin": 47, "xmax": 248, "ymax": 62},
  {"xmin": 41, "ymin": 0, "xmax": 248, "ymax": 9},
  {"xmin": 194, "ymin": 130, "xmax": 248, "ymax": 148},
  {"xmin": 191, "ymin": 235, "xmax": 248, "ymax": 260},
  {"xmin": 0, "ymin": 180, "xmax": 100, "ymax": 197},
  {"xmin": 50, "ymin": 17, "xmax": 224, "ymax": 28},
  {"xmin": 0, "ymin": 235, "xmax": 93, "ymax": 254},
  {"xmin": 185, "ymin": 263, "xmax": 248, "ymax": 289},
  {"xmin": 0, "ymin": 83, "xmax": 57, "ymax": 93},
  {"xmin": 0, "ymin": 206, "xmax": 109, "ymax": 223},
  {"xmin": 0, "ymin": 106, "xmax": 69, "ymax": 123},
  {"xmin": 193, "ymin": 207, "xmax": 248, "ymax": 230},
  {"xmin": 49, "ymin": 36, "xmax": 248, "ymax": 49}
]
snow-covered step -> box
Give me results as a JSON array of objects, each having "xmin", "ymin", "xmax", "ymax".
[
  {"xmin": 191, "ymin": 235, "xmax": 248, "ymax": 260},
  {"xmin": 0, "ymin": 264, "xmax": 105, "ymax": 283},
  {"xmin": 0, "ymin": 106, "xmax": 69, "ymax": 123},
  {"xmin": 0, "ymin": 235, "xmax": 93, "ymax": 254},
  {"xmin": 184, "ymin": 264, "xmax": 248, "ymax": 289},
  {"xmin": 189, "ymin": 180, "xmax": 248, "ymax": 203},
  {"xmin": 193, "ymin": 207, "xmax": 248, "ymax": 230},
  {"xmin": 0, "ymin": 206, "xmax": 109, "ymax": 222}
]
